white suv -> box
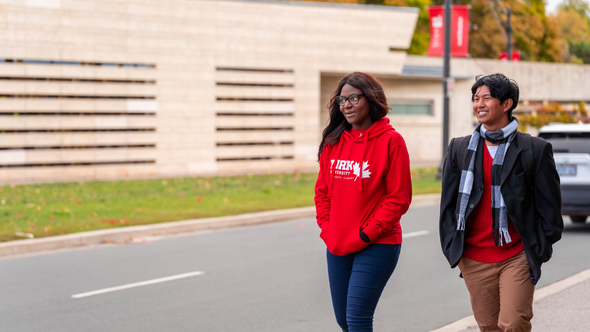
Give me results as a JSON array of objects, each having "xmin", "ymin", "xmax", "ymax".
[{"xmin": 539, "ymin": 122, "xmax": 590, "ymax": 223}]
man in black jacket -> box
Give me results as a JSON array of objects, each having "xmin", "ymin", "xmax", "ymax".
[{"xmin": 439, "ymin": 73, "xmax": 563, "ymax": 332}]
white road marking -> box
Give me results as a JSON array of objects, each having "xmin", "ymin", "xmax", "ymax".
[
  {"xmin": 403, "ymin": 230, "xmax": 430, "ymax": 238},
  {"xmin": 72, "ymin": 271, "xmax": 205, "ymax": 299}
]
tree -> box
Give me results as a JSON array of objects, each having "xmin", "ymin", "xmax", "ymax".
[
  {"xmin": 555, "ymin": 10, "xmax": 590, "ymax": 43},
  {"xmin": 554, "ymin": 0, "xmax": 590, "ymax": 63},
  {"xmin": 468, "ymin": 0, "xmax": 562, "ymax": 62},
  {"xmin": 558, "ymin": 0, "xmax": 590, "ymax": 21},
  {"xmin": 554, "ymin": 9, "xmax": 589, "ymax": 63},
  {"xmin": 569, "ymin": 40, "xmax": 590, "ymax": 63},
  {"xmin": 297, "ymin": 0, "xmax": 563, "ymax": 62}
]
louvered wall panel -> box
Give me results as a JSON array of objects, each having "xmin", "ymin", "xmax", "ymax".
[
  {"xmin": 0, "ymin": 116, "xmax": 157, "ymax": 130},
  {"xmin": 0, "ymin": 58, "xmax": 158, "ymax": 172},
  {"xmin": 0, "ymin": 132, "xmax": 156, "ymax": 148},
  {"xmin": 216, "ymin": 131, "xmax": 295, "ymax": 144},
  {"xmin": 214, "ymin": 67, "xmax": 296, "ymax": 164},
  {"xmin": 0, "ymin": 64, "xmax": 158, "ymax": 81},
  {"xmin": 216, "ymin": 116, "xmax": 294, "ymax": 128},
  {"xmin": 20, "ymin": 148, "xmax": 156, "ymax": 163},
  {"xmin": 215, "ymin": 101, "xmax": 294, "ymax": 114},
  {"xmin": 0, "ymin": 82, "xmax": 156, "ymax": 97},
  {"xmin": 216, "ymin": 86, "xmax": 294, "ymax": 99},
  {"xmin": 215, "ymin": 71, "xmax": 295, "ymax": 85},
  {"xmin": 0, "ymin": 99, "xmax": 143, "ymax": 112},
  {"xmin": 216, "ymin": 145, "xmax": 294, "ymax": 159},
  {"xmin": 216, "ymin": 159, "xmax": 297, "ymax": 172}
]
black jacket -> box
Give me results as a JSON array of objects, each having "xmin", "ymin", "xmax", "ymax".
[{"xmin": 439, "ymin": 131, "xmax": 563, "ymax": 285}]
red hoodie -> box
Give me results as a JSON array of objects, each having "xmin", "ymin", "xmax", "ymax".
[{"xmin": 315, "ymin": 117, "xmax": 412, "ymax": 256}]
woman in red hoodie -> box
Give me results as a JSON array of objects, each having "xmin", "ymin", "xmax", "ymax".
[{"xmin": 315, "ymin": 72, "xmax": 412, "ymax": 331}]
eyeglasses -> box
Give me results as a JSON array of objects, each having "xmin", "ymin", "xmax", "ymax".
[{"xmin": 336, "ymin": 94, "xmax": 365, "ymax": 106}]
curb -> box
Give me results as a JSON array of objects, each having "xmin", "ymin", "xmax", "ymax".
[
  {"xmin": 0, "ymin": 207, "xmax": 316, "ymax": 258},
  {"xmin": 410, "ymin": 193, "xmax": 440, "ymax": 207},
  {"xmin": 0, "ymin": 194, "xmax": 441, "ymax": 258}
]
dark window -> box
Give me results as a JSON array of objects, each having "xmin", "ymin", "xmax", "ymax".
[{"xmin": 389, "ymin": 102, "xmax": 432, "ymax": 115}]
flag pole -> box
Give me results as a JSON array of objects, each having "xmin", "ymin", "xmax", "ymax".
[{"xmin": 441, "ymin": 0, "xmax": 452, "ymax": 170}]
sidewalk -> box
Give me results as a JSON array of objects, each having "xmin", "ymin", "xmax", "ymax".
[
  {"xmin": 432, "ymin": 268, "xmax": 590, "ymax": 332},
  {"xmin": 526, "ymin": 275, "xmax": 590, "ymax": 331}
]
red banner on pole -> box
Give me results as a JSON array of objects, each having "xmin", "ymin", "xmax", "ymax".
[
  {"xmin": 452, "ymin": 6, "xmax": 469, "ymax": 57},
  {"xmin": 427, "ymin": 6, "xmax": 445, "ymax": 57},
  {"xmin": 427, "ymin": 5, "xmax": 470, "ymax": 58},
  {"xmin": 499, "ymin": 51, "xmax": 521, "ymax": 61}
]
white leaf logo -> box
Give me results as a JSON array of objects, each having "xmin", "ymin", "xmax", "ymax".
[
  {"xmin": 353, "ymin": 161, "xmax": 371, "ymax": 181},
  {"xmin": 353, "ymin": 162, "xmax": 361, "ymax": 180},
  {"xmin": 362, "ymin": 161, "xmax": 371, "ymax": 179}
]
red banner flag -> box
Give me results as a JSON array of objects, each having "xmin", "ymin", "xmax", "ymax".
[
  {"xmin": 499, "ymin": 51, "xmax": 521, "ymax": 61},
  {"xmin": 427, "ymin": 5, "xmax": 470, "ymax": 58}
]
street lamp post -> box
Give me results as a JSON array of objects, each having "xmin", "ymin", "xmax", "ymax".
[
  {"xmin": 436, "ymin": 0, "xmax": 452, "ymax": 180},
  {"xmin": 507, "ymin": 8, "xmax": 512, "ymax": 60},
  {"xmin": 442, "ymin": 0, "xmax": 452, "ymax": 161}
]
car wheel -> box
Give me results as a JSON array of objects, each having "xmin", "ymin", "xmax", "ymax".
[{"xmin": 570, "ymin": 215, "xmax": 588, "ymax": 223}]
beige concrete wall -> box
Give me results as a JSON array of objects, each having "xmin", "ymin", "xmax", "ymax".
[
  {"xmin": 302, "ymin": 52, "xmax": 590, "ymax": 169},
  {"xmin": 380, "ymin": 77, "xmax": 443, "ymax": 165},
  {"xmin": 2, "ymin": 0, "xmax": 589, "ymax": 183},
  {"xmin": 404, "ymin": 55, "xmax": 590, "ymax": 147},
  {"xmin": 320, "ymin": 73, "xmax": 443, "ymax": 166},
  {"xmin": 0, "ymin": 0, "xmax": 418, "ymax": 183}
]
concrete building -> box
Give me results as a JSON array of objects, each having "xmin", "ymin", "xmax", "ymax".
[{"xmin": 1, "ymin": 0, "xmax": 589, "ymax": 183}]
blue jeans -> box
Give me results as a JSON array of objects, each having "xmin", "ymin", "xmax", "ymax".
[{"xmin": 326, "ymin": 243, "xmax": 401, "ymax": 332}]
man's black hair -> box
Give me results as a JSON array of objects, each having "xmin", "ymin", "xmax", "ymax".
[{"xmin": 471, "ymin": 73, "xmax": 519, "ymax": 120}]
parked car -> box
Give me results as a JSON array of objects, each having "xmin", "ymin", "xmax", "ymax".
[{"xmin": 538, "ymin": 122, "xmax": 590, "ymax": 223}]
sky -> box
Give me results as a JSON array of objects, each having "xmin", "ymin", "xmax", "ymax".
[
  {"xmin": 545, "ymin": 0, "xmax": 590, "ymax": 13},
  {"xmin": 546, "ymin": 0, "xmax": 563, "ymax": 13}
]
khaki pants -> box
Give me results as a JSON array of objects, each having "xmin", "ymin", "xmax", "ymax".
[{"xmin": 458, "ymin": 251, "xmax": 535, "ymax": 332}]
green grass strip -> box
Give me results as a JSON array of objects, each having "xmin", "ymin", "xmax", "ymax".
[{"xmin": 0, "ymin": 167, "xmax": 440, "ymax": 242}]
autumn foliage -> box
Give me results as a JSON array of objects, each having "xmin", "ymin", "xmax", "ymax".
[{"xmin": 297, "ymin": 0, "xmax": 579, "ymax": 63}]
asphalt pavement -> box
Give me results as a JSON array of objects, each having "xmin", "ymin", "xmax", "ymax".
[{"xmin": 0, "ymin": 204, "xmax": 589, "ymax": 332}]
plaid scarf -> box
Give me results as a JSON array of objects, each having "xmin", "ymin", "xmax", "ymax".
[{"xmin": 456, "ymin": 118, "xmax": 519, "ymax": 246}]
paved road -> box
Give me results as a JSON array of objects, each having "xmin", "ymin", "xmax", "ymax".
[{"xmin": 1, "ymin": 205, "xmax": 588, "ymax": 332}]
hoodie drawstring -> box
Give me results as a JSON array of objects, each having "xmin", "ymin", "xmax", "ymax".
[
  {"xmin": 358, "ymin": 133, "xmax": 368, "ymax": 192},
  {"xmin": 328, "ymin": 117, "xmax": 392, "ymax": 196}
]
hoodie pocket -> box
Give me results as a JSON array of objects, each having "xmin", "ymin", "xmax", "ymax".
[{"xmin": 324, "ymin": 226, "xmax": 369, "ymax": 256}]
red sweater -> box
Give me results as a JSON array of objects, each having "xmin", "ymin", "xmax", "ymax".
[
  {"xmin": 464, "ymin": 145, "xmax": 524, "ymax": 263},
  {"xmin": 314, "ymin": 118, "xmax": 412, "ymax": 256}
]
